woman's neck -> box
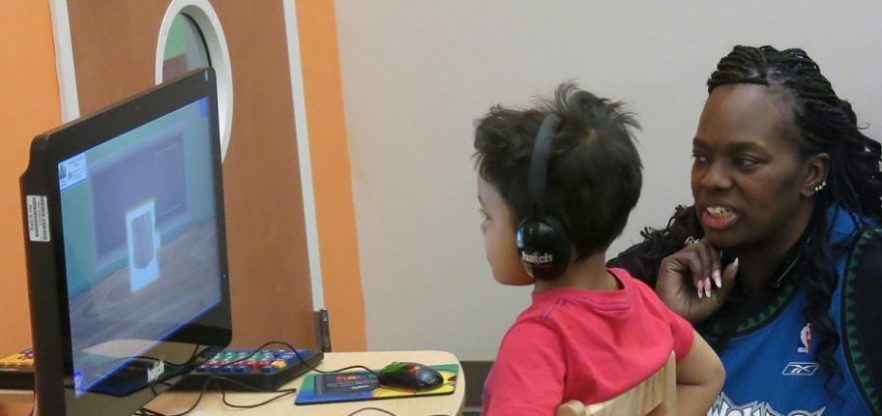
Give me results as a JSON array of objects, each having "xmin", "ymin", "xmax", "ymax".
[
  {"xmin": 736, "ymin": 203, "xmax": 815, "ymax": 293},
  {"xmin": 533, "ymin": 252, "xmax": 620, "ymax": 292}
]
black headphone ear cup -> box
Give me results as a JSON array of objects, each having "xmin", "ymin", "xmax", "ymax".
[{"xmin": 516, "ymin": 216, "xmax": 570, "ymax": 280}]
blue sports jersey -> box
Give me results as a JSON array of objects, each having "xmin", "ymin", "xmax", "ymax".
[{"xmin": 704, "ymin": 209, "xmax": 875, "ymax": 416}]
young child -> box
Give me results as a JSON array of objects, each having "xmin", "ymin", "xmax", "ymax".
[{"xmin": 474, "ymin": 83, "xmax": 724, "ymax": 415}]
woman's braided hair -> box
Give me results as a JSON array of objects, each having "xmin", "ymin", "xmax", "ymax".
[
  {"xmin": 708, "ymin": 46, "xmax": 882, "ymax": 379},
  {"xmin": 709, "ymin": 46, "xmax": 882, "ymax": 222}
]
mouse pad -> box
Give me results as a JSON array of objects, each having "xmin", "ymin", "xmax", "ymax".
[{"xmin": 294, "ymin": 363, "xmax": 459, "ymax": 405}]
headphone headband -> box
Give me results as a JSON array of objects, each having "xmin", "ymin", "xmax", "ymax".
[
  {"xmin": 517, "ymin": 113, "xmax": 570, "ymax": 280},
  {"xmin": 527, "ymin": 114, "xmax": 560, "ymax": 219}
]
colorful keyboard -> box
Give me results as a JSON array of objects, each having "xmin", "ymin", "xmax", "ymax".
[
  {"xmin": 0, "ymin": 348, "xmax": 35, "ymax": 390},
  {"xmin": 172, "ymin": 348, "xmax": 323, "ymax": 391},
  {"xmin": 0, "ymin": 347, "xmax": 323, "ymax": 393}
]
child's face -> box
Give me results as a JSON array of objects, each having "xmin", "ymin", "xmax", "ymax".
[{"xmin": 477, "ymin": 176, "xmax": 533, "ymax": 286}]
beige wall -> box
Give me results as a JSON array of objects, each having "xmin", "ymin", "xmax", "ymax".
[{"xmin": 336, "ymin": 0, "xmax": 882, "ymax": 360}]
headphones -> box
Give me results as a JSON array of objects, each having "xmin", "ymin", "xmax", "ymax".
[{"xmin": 516, "ymin": 113, "xmax": 571, "ymax": 280}]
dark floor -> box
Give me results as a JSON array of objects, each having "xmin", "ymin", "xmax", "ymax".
[{"xmin": 461, "ymin": 360, "xmax": 491, "ymax": 416}]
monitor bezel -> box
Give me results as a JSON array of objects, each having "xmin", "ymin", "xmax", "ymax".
[{"xmin": 21, "ymin": 67, "xmax": 232, "ymax": 415}]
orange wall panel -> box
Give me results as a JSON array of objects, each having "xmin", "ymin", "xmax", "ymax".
[
  {"xmin": 0, "ymin": 1, "xmax": 364, "ymax": 371},
  {"xmin": 0, "ymin": 0, "xmax": 61, "ymax": 354},
  {"xmin": 295, "ymin": 0, "xmax": 366, "ymax": 351},
  {"xmin": 0, "ymin": 1, "xmax": 61, "ymax": 414}
]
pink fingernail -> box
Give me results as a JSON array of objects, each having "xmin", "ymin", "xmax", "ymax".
[
  {"xmin": 713, "ymin": 270, "xmax": 722, "ymax": 288},
  {"xmin": 704, "ymin": 278, "xmax": 712, "ymax": 297},
  {"xmin": 697, "ymin": 285, "xmax": 703, "ymax": 299}
]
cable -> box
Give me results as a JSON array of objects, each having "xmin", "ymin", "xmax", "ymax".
[
  {"xmin": 133, "ymin": 408, "xmax": 166, "ymax": 416},
  {"xmin": 348, "ymin": 407, "xmax": 396, "ymax": 416},
  {"xmin": 219, "ymin": 382, "xmax": 297, "ymax": 409},
  {"xmin": 135, "ymin": 341, "xmax": 313, "ymax": 416},
  {"xmin": 142, "ymin": 374, "xmax": 298, "ymax": 415},
  {"xmin": 346, "ymin": 408, "xmax": 451, "ymax": 416},
  {"xmin": 136, "ymin": 340, "xmax": 391, "ymax": 415}
]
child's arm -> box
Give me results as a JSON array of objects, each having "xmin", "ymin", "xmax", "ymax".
[{"xmin": 674, "ymin": 330, "xmax": 725, "ymax": 416}]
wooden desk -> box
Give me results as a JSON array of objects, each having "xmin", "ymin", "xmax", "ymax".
[
  {"xmin": 0, "ymin": 389, "xmax": 33, "ymax": 403},
  {"xmin": 145, "ymin": 350, "xmax": 466, "ymax": 415}
]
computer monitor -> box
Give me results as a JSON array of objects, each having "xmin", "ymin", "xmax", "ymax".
[{"xmin": 20, "ymin": 68, "xmax": 232, "ymax": 415}]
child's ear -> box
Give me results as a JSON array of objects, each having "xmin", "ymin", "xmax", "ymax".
[{"xmin": 801, "ymin": 152, "xmax": 830, "ymax": 197}]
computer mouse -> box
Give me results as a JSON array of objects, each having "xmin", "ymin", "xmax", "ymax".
[{"xmin": 376, "ymin": 362, "xmax": 444, "ymax": 391}]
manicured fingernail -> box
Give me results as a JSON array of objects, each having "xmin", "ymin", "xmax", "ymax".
[
  {"xmin": 704, "ymin": 278, "xmax": 712, "ymax": 297},
  {"xmin": 713, "ymin": 270, "xmax": 722, "ymax": 288},
  {"xmin": 697, "ymin": 284, "xmax": 704, "ymax": 299},
  {"xmin": 733, "ymin": 257, "xmax": 740, "ymax": 269}
]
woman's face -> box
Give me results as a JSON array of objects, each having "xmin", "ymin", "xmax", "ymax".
[{"xmin": 692, "ymin": 84, "xmax": 815, "ymax": 253}]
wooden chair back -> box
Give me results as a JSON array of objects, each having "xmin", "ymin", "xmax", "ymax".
[{"xmin": 556, "ymin": 352, "xmax": 676, "ymax": 416}]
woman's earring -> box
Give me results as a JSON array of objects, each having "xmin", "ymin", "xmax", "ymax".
[{"xmin": 813, "ymin": 180, "xmax": 827, "ymax": 192}]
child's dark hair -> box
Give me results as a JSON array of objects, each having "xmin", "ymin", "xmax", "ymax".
[{"xmin": 473, "ymin": 83, "xmax": 642, "ymax": 260}]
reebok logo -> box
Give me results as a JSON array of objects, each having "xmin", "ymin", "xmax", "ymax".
[
  {"xmin": 782, "ymin": 362, "xmax": 819, "ymax": 376},
  {"xmin": 521, "ymin": 251, "xmax": 553, "ymax": 264}
]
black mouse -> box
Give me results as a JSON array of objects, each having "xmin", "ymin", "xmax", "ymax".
[{"xmin": 376, "ymin": 362, "xmax": 444, "ymax": 391}]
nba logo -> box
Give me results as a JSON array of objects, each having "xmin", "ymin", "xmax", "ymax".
[{"xmin": 798, "ymin": 323, "xmax": 812, "ymax": 353}]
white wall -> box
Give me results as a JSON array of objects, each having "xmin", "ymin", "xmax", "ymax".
[{"xmin": 335, "ymin": 0, "xmax": 882, "ymax": 360}]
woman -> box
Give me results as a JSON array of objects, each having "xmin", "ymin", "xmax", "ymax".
[{"xmin": 611, "ymin": 45, "xmax": 882, "ymax": 415}]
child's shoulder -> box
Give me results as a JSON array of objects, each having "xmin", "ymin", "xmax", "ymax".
[
  {"xmin": 609, "ymin": 267, "xmax": 670, "ymax": 310},
  {"xmin": 609, "ymin": 267, "xmax": 654, "ymax": 292}
]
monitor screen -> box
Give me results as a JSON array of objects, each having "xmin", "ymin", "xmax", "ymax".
[{"xmin": 21, "ymin": 68, "xmax": 231, "ymax": 416}]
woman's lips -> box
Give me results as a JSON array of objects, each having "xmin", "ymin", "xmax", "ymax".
[{"xmin": 700, "ymin": 205, "xmax": 738, "ymax": 230}]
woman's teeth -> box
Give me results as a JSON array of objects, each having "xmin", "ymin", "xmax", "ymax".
[{"xmin": 707, "ymin": 206, "xmax": 731, "ymax": 217}]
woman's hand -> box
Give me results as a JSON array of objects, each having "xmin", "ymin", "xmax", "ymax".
[{"xmin": 655, "ymin": 240, "xmax": 738, "ymax": 324}]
